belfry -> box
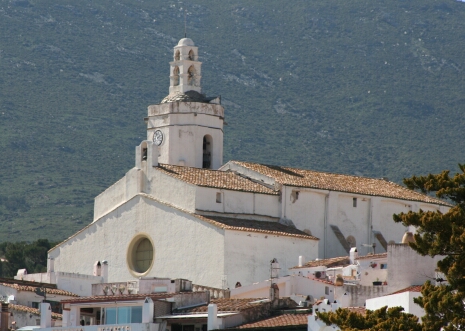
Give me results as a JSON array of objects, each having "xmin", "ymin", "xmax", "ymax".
[{"xmin": 146, "ymin": 38, "xmax": 224, "ymax": 169}]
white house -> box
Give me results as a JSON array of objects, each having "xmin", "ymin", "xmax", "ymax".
[
  {"xmin": 365, "ymin": 285, "xmax": 423, "ymax": 319},
  {"xmin": 47, "ymin": 37, "xmax": 449, "ymax": 291}
]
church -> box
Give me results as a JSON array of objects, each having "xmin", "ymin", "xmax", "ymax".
[{"xmin": 48, "ymin": 38, "xmax": 449, "ymax": 290}]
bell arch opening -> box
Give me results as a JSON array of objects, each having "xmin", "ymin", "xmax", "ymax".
[
  {"xmin": 173, "ymin": 66, "xmax": 180, "ymax": 86},
  {"xmin": 188, "ymin": 65, "xmax": 196, "ymax": 86},
  {"xmin": 174, "ymin": 50, "xmax": 180, "ymax": 61},
  {"xmin": 188, "ymin": 49, "xmax": 195, "ymax": 61},
  {"xmin": 203, "ymin": 135, "xmax": 212, "ymax": 169}
]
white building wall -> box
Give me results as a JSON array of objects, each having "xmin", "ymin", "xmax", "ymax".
[
  {"xmin": 284, "ymin": 189, "xmax": 326, "ymax": 246},
  {"xmin": 19, "ymin": 272, "xmax": 103, "ymax": 297},
  {"xmin": 223, "ymin": 231, "xmax": 318, "ymax": 289},
  {"xmin": 195, "ymin": 188, "xmax": 279, "ymax": 218},
  {"xmin": 147, "ymin": 102, "xmax": 224, "ymax": 169},
  {"xmin": 387, "ymin": 244, "xmax": 441, "ymax": 293},
  {"xmin": 366, "ymin": 291, "xmax": 424, "ymax": 318},
  {"xmin": 148, "ymin": 169, "xmax": 197, "ymax": 212},
  {"xmin": 49, "ymin": 195, "xmax": 226, "ymax": 288},
  {"xmin": 231, "ymin": 276, "xmax": 334, "ymax": 303}
]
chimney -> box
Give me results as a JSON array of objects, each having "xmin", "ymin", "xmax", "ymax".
[
  {"xmin": 93, "ymin": 261, "xmax": 101, "ymax": 277},
  {"xmin": 207, "ymin": 304, "xmax": 218, "ymax": 331},
  {"xmin": 101, "ymin": 260, "xmax": 108, "ymax": 282},
  {"xmin": 47, "ymin": 257, "xmax": 54, "ymax": 273},
  {"xmin": 269, "ymin": 283, "xmax": 279, "ymax": 308},
  {"xmin": 142, "ymin": 298, "xmax": 154, "ymax": 323},
  {"xmin": 40, "ymin": 303, "xmax": 52, "ymax": 328},
  {"xmin": 349, "ymin": 247, "xmax": 358, "ymax": 264},
  {"xmin": 298, "ymin": 256, "xmax": 304, "ymax": 267}
]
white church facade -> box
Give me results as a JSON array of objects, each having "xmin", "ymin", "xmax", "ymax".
[{"xmin": 48, "ymin": 38, "xmax": 449, "ymax": 290}]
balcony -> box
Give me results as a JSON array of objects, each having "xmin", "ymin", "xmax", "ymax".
[{"xmin": 37, "ymin": 323, "xmax": 160, "ymax": 331}]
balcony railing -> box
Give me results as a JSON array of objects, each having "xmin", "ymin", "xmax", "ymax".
[{"xmin": 37, "ymin": 322, "xmax": 160, "ymax": 331}]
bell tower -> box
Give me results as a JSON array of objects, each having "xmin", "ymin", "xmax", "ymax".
[
  {"xmin": 169, "ymin": 38, "xmax": 202, "ymax": 94},
  {"xmin": 145, "ymin": 38, "xmax": 224, "ymax": 169}
]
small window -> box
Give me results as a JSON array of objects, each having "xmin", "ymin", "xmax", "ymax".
[
  {"xmin": 380, "ymin": 263, "xmax": 388, "ymax": 269},
  {"xmin": 325, "ymin": 286, "xmax": 329, "ymax": 295},
  {"xmin": 353, "ymin": 197, "xmax": 357, "ymax": 207},
  {"xmin": 216, "ymin": 192, "xmax": 222, "ymax": 203}
]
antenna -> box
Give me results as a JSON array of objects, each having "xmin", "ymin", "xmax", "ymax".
[{"xmin": 184, "ymin": 7, "xmax": 187, "ymax": 38}]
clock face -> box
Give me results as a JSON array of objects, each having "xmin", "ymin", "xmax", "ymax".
[{"xmin": 153, "ymin": 130, "xmax": 164, "ymax": 146}]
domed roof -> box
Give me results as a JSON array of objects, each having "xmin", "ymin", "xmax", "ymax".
[{"xmin": 177, "ymin": 38, "xmax": 195, "ymax": 46}]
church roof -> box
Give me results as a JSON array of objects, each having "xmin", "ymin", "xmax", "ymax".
[
  {"xmin": 230, "ymin": 161, "xmax": 449, "ymax": 206},
  {"xmin": 160, "ymin": 90, "xmax": 218, "ymax": 104},
  {"xmin": 157, "ymin": 164, "xmax": 278, "ymax": 195},
  {"xmin": 194, "ymin": 215, "xmax": 318, "ymax": 240}
]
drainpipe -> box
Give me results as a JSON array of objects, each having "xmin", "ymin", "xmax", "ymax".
[{"xmin": 324, "ymin": 192, "xmax": 330, "ymax": 258}]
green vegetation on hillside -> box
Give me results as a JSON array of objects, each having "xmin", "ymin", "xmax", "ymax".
[
  {"xmin": 0, "ymin": 239, "xmax": 56, "ymax": 277},
  {"xmin": 1, "ymin": 0, "xmax": 465, "ymax": 242}
]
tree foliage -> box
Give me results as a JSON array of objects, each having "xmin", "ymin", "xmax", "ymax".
[
  {"xmin": 0, "ymin": 239, "xmax": 56, "ymax": 278},
  {"xmin": 317, "ymin": 306, "xmax": 421, "ymax": 331},
  {"xmin": 392, "ymin": 163, "xmax": 465, "ymax": 331}
]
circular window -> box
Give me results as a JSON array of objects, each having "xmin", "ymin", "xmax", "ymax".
[{"xmin": 127, "ymin": 234, "xmax": 154, "ymax": 276}]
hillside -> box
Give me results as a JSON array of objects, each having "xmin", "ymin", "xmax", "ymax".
[{"xmin": 0, "ymin": 0, "xmax": 464, "ymax": 242}]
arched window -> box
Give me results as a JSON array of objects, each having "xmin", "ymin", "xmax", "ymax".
[
  {"xmin": 174, "ymin": 50, "xmax": 180, "ymax": 61},
  {"xmin": 203, "ymin": 135, "xmax": 212, "ymax": 169},
  {"xmin": 173, "ymin": 66, "xmax": 180, "ymax": 86},
  {"xmin": 188, "ymin": 65, "xmax": 196, "ymax": 86},
  {"xmin": 188, "ymin": 49, "xmax": 195, "ymax": 61}
]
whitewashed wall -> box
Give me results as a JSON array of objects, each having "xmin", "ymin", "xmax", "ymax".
[
  {"xmin": 147, "ymin": 102, "xmax": 224, "ymax": 170},
  {"xmin": 223, "ymin": 230, "xmax": 318, "ymax": 288},
  {"xmin": 366, "ymin": 291, "xmax": 424, "ymax": 318},
  {"xmin": 195, "ymin": 187, "xmax": 279, "ymax": 218},
  {"xmin": 50, "ymin": 195, "xmax": 226, "ymax": 288},
  {"xmin": 280, "ymin": 185, "xmax": 447, "ymax": 258},
  {"xmin": 387, "ymin": 244, "xmax": 441, "ymax": 293},
  {"xmin": 148, "ymin": 169, "xmax": 197, "ymax": 212}
]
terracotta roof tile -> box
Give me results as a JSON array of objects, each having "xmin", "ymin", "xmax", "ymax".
[
  {"xmin": 231, "ymin": 161, "xmax": 449, "ymax": 206},
  {"xmin": 390, "ymin": 285, "xmax": 423, "ymax": 295},
  {"xmin": 291, "ymin": 256, "xmax": 349, "ymax": 269},
  {"xmin": 157, "ymin": 164, "xmax": 278, "ymax": 195},
  {"xmin": 179, "ymin": 298, "xmax": 269, "ymax": 313},
  {"xmin": 195, "ymin": 215, "xmax": 318, "ymax": 240},
  {"xmin": 1, "ymin": 283, "xmax": 79, "ymax": 297},
  {"xmin": 237, "ymin": 314, "xmax": 309, "ymax": 329},
  {"xmin": 9, "ymin": 303, "xmax": 62, "ymax": 320},
  {"xmin": 61, "ymin": 293, "xmax": 174, "ymax": 304},
  {"xmin": 160, "ymin": 91, "xmax": 217, "ymax": 104},
  {"xmin": 355, "ymin": 253, "xmax": 388, "ymax": 261}
]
